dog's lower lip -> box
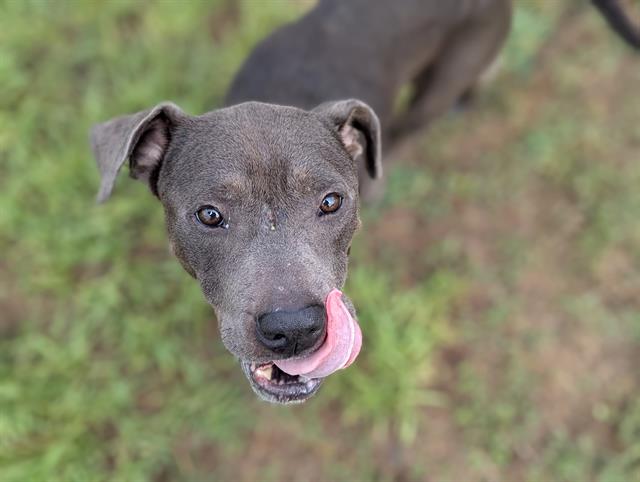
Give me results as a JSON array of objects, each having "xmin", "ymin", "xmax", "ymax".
[{"xmin": 241, "ymin": 360, "xmax": 323, "ymax": 404}]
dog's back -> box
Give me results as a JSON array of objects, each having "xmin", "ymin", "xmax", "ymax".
[
  {"xmin": 225, "ymin": 0, "xmax": 505, "ymax": 126},
  {"xmin": 226, "ymin": 0, "xmax": 638, "ymax": 143}
]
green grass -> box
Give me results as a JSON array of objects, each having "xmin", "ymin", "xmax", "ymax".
[{"xmin": 3, "ymin": 0, "xmax": 640, "ymax": 481}]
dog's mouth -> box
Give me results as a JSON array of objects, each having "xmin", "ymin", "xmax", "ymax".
[
  {"xmin": 241, "ymin": 360, "xmax": 323, "ymax": 404},
  {"xmin": 239, "ymin": 289, "xmax": 362, "ymax": 404}
]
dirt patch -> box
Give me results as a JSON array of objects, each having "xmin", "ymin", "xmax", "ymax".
[
  {"xmin": 0, "ymin": 263, "xmax": 28, "ymax": 338},
  {"xmin": 208, "ymin": 0, "xmax": 241, "ymax": 44}
]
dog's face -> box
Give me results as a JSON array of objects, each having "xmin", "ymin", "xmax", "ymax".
[{"xmin": 91, "ymin": 101, "xmax": 381, "ymax": 403}]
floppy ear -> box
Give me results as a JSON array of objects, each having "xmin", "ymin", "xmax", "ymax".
[
  {"xmin": 313, "ymin": 99, "xmax": 382, "ymax": 180},
  {"xmin": 90, "ymin": 102, "xmax": 184, "ymax": 203}
]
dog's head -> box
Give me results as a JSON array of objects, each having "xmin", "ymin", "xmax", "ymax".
[{"xmin": 91, "ymin": 100, "xmax": 381, "ymax": 403}]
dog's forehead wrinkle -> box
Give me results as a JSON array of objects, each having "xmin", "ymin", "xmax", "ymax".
[
  {"xmin": 204, "ymin": 173, "xmax": 251, "ymax": 199},
  {"xmin": 234, "ymin": 160, "xmax": 315, "ymax": 209}
]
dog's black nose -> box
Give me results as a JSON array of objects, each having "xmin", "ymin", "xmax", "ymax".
[{"xmin": 256, "ymin": 305, "xmax": 326, "ymax": 356}]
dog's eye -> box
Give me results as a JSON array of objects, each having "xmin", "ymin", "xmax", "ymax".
[
  {"xmin": 319, "ymin": 193, "xmax": 342, "ymax": 215},
  {"xmin": 195, "ymin": 205, "xmax": 225, "ymax": 227}
]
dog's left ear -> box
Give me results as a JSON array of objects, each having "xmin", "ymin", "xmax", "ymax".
[{"xmin": 314, "ymin": 99, "xmax": 382, "ymax": 180}]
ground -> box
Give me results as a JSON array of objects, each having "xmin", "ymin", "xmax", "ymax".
[{"xmin": 2, "ymin": 1, "xmax": 640, "ymax": 481}]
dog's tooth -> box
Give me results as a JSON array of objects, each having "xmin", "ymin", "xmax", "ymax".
[
  {"xmin": 255, "ymin": 365, "xmax": 273, "ymax": 380},
  {"xmin": 250, "ymin": 363, "xmax": 256, "ymax": 371}
]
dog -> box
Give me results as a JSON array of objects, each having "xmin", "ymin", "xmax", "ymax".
[{"xmin": 91, "ymin": 0, "xmax": 638, "ymax": 404}]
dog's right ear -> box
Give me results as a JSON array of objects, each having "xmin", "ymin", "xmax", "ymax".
[{"xmin": 90, "ymin": 102, "xmax": 184, "ymax": 203}]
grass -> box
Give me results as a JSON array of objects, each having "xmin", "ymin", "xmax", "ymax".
[{"xmin": 2, "ymin": 0, "xmax": 640, "ymax": 481}]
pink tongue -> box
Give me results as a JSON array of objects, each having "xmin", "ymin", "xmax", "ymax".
[{"xmin": 274, "ymin": 289, "xmax": 362, "ymax": 378}]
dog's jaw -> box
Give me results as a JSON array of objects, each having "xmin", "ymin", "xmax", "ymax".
[{"xmin": 240, "ymin": 360, "xmax": 324, "ymax": 404}]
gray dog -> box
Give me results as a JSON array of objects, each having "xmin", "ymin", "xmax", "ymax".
[{"xmin": 91, "ymin": 0, "xmax": 638, "ymax": 404}]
